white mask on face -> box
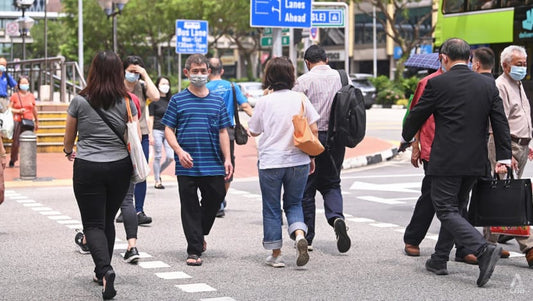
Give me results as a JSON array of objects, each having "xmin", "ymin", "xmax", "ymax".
[
  {"xmin": 189, "ymin": 74, "xmax": 208, "ymax": 87},
  {"xmin": 159, "ymin": 84, "xmax": 170, "ymax": 94}
]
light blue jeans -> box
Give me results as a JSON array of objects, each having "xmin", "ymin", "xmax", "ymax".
[
  {"xmin": 259, "ymin": 164, "xmax": 309, "ymax": 250},
  {"xmin": 152, "ymin": 129, "xmax": 174, "ymax": 183}
]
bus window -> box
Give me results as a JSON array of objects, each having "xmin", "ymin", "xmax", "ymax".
[
  {"xmin": 502, "ymin": 0, "xmax": 525, "ymax": 7},
  {"xmin": 443, "ymin": 0, "xmax": 465, "ymax": 13}
]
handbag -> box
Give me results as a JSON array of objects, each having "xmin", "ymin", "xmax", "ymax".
[
  {"xmin": 87, "ymin": 96, "xmax": 150, "ymax": 184},
  {"xmin": 468, "ymin": 169, "xmax": 533, "ymax": 226},
  {"xmin": 231, "ymin": 83, "xmax": 248, "ymax": 145},
  {"xmin": 124, "ymin": 98, "xmax": 151, "ymax": 183},
  {"xmin": 0, "ymin": 108, "xmax": 14, "ymax": 139},
  {"xmin": 292, "ymin": 95, "xmax": 324, "ymax": 156},
  {"xmin": 17, "ymin": 92, "xmax": 34, "ymax": 131}
]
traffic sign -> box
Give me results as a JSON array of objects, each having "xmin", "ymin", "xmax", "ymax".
[
  {"xmin": 261, "ymin": 36, "xmax": 290, "ymax": 47},
  {"xmin": 309, "ymin": 27, "xmax": 319, "ymax": 42},
  {"xmin": 311, "ymin": 8, "xmax": 344, "ymax": 27},
  {"xmin": 6, "ymin": 22, "xmax": 19, "ymax": 37},
  {"xmin": 175, "ymin": 20, "xmax": 208, "ymax": 54},
  {"xmin": 250, "ymin": 0, "xmax": 312, "ymax": 28},
  {"xmin": 263, "ymin": 27, "xmax": 290, "ymax": 35}
]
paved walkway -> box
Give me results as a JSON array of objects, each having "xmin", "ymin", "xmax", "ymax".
[{"xmin": 3, "ymin": 136, "xmax": 397, "ymax": 188}]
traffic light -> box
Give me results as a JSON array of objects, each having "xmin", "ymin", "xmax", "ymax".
[{"xmin": 294, "ymin": 29, "xmax": 302, "ymax": 45}]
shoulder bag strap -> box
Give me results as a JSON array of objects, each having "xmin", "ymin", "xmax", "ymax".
[
  {"xmin": 84, "ymin": 96, "xmax": 127, "ymax": 145},
  {"xmin": 16, "ymin": 92, "xmax": 24, "ymax": 117},
  {"xmin": 337, "ymin": 69, "xmax": 349, "ymax": 87},
  {"xmin": 231, "ymin": 83, "xmax": 241, "ymax": 127}
]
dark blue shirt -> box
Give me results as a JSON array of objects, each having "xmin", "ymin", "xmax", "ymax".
[
  {"xmin": 0, "ymin": 73, "xmax": 16, "ymax": 97},
  {"xmin": 161, "ymin": 89, "xmax": 231, "ymax": 176},
  {"xmin": 206, "ymin": 79, "xmax": 247, "ymax": 126}
]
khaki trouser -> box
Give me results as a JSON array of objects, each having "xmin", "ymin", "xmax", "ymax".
[{"xmin": 484, "ymin": 135, "xmax": 533, "ymax": 253}]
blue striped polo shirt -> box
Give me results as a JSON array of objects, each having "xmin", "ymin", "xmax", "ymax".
[{"xmin": 161, "ymin": 88, "xmax": 231, "ymax": 176}]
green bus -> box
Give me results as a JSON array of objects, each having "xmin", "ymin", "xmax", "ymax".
[{"xmin": 435, "ymin": 1, "xmax": 533, "ymax": 51}]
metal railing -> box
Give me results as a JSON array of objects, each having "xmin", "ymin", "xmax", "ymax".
[{"xmin": 6, "ymin": 56, "xmax": 86, "ymax": 103}]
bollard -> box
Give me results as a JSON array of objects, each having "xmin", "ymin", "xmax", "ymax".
[{"xmin": 19, "ymin": 130, "xmax": 37, "ymax": 180}]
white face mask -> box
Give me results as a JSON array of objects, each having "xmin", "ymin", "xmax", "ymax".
[
  {"xmin": 159, "ymin": 84, "xmax": 170, "ymax": 94},
  {"xmin": 189, "ymin": 74, "xmax": 208, "ymax": 87}
]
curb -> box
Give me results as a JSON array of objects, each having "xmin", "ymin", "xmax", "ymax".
[{"xmin": 342, "ymin": 147, "xmax": 399, "ymax": 170}]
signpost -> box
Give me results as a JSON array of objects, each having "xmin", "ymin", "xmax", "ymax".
[{"xmin": 175, "ymin": 19, "xmax": 209, "ymax": 90}]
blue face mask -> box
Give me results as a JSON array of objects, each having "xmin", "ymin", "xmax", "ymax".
[
  {"xmin": 125, "ymin": 71, "xmax": 139, "ymax": 83},
  {"xmin": 509, "ymin": 66, "xmax": 527, "ymax": 81},
  {"xmin": 19, "ymin": 84, "xmax": 29, "ymax": 91},
  {"xmin": 0, "ymin": 65, "xmax": 5, "ymax": 72}
]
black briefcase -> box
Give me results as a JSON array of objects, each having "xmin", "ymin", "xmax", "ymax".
[{"xmin": 468, "ymin": 171, "xmax": 533, "ymax": 227}]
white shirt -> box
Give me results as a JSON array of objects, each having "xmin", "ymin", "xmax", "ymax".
[{"xmin": 248, "ymin": 90, "xmax": 320, "ymax": 169}]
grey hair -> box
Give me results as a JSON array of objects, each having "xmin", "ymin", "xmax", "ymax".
[
  {"xmin": 184, "ymin": 54, "xmax": 209, "ymax": 70},
  {"xmin": 500, "ymin": 45, "xmax": 527, "ymax": 67}
]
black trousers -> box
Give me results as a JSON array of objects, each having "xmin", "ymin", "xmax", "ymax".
[
  {"xmin": 430, "ymin": 176, "xmax": 487, "ymax": 263},
  {"xmin": 177, "ymin": 175, "xmax": 226, "ymax": 256},
  {"xmin": 73, "ymin": 157, "xmax": 132, "ymax": 278},
  {"xmin": 404, "ymin": 161, "xmax": 433, "ymax": 246},
  {"xmin": 302, "ymin": 131, "xmax": 345, "ymax": 244}
]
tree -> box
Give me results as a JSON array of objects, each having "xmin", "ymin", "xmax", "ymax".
[{"xmin": 352, "ymin": 0, "xmax": 435, "ymax": 80}]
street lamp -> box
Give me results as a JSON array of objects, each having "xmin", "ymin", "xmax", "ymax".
[
  {"xmin": 14, "ymin": 0, "xmax": 35, "ymax": 61},
  {"xmin": 97, "ymin": 0, "xmax": 130, "ymax": 53}
]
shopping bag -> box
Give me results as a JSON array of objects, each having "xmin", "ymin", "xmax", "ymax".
[
  {"xmin": 0, "ymin": 108, "xmax": 14, "ymax": 139},
  {"xmin": 292, "ymin": 97, "xmax": 324, "ymax": 156},
  {"xmin": 468, "ymin": 169, "xmax": 533, "ymax": 226},
  {"xmin": 125, "ymin": 99, "xmax": 150, "ymax": 184},
  {"xmin": 490, "ymin": 226, "xmax": 530, "ymax": 237}
]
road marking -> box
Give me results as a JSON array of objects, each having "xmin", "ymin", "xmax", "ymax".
[
  {"xmin": 343, "ymin": 173, "xmax": 423, "ymax": 179},
  {"xmin": 23, "ymin": 202, "xmax": 42, "ymax": 207},
  {"xmin": 425, "ymin": 234, "xmax": 439, "ymax": 241},
  {"xmin": 176, "ymin": 283, "xmax": 216, "ymax": 293},
  {"xmin": 16, "ymin": 199, "xmax": 35, "ymax": 203},
  {"xmin": 347, "ymin": 217, "xmax": 375, "ymax": 223},
  {"xmin": 10, "ymin": 195, "xmax": 31, "ymax": 200},
  {"xmin": 349, "ymin": 181, "xmax": 420, "ymax": 193},
  {"xmin": 31, "ymin": 206, "xmax": 52, "ymax": 211},
  {"xmin": 201, "ymin": 297, "xmax": 237, "ymax": 301},
  {"xmin": 40, "ymin": 211, "xmax": 61, "ymax": 215},
  {"xmin": 48, "ymin": 215, "xmax": 71, "ymax": 220},
  {"xmin": 357, "ymin": 196, "xmax": 406, "ymax": 205},
  {"xmin": 113, "ymin": 243, "xmax": 129, "ymax": 250},
  {"xmin": 139, "ymin": 261, "xmax": 171, "ymax": 269},
  {"xmin": 369, "ymin": 223, "xmax": 399, "ymax": 228},
  {"xmin": 155, "ymin": 271, "xmax": 192, "ymax": 280},
  {"xmin": 509, "ymin": 251, "xmax": 523, "ymax": 258},
  {"xmin": 66, "ymin": 224, "xmax": 83, "ymax": 229}
]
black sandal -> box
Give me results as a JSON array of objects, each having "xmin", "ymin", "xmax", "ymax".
[
  {"xmin": 154, "ymin": 183, "xmax": 165, "ymax": 189},
  {"xmin": 186, "ymin": 254, "xmax": 203, "ymax": 266}
]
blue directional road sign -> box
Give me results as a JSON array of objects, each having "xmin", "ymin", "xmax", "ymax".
[
  {"xmin": 311, "ymin": 8, "xmax": 345, "ymax": 27},
  {"xmin": 250, "ymin": 0, "xmax": 312, "ymax": 28},
  {"xmin": 175, "ymin": 20, "xmax": 208, "ymax": 54}
]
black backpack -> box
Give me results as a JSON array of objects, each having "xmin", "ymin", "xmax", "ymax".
[{"xmin": 326, "ymin": 70, "xmax": 366, "ymax": 148}]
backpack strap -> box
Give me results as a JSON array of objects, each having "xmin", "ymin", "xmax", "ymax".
[{"xmin": 337, "ymin": 69, "xmax": 349, "ymax": 87}]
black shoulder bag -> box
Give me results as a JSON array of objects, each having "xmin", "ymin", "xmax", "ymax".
[{"xmin": 231, "ymin": 83, "xmax": 248, "ymax": 145}]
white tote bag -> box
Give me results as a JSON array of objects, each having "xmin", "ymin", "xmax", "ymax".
[
  {"xmin": 125, "ymin": 99, "xmax": 150, "ymax": 183},
  {"xmin": 0, "ymin": 108, "xmax": 14, "ymax": 139}
]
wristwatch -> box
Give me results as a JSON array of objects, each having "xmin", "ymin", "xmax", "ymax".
[{"xmin": 63, "ymin": 148, "xmax": 73, "ymax": 156}]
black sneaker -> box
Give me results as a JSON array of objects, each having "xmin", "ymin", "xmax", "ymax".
[
  {"xmin": 74, "ymin": 230, "xmax": 90, "ymax": 254},
  {"xmin": 334, "ymin": 218, "xmax": 351, "ymax": 253},
  {"xmin": 137, "ymin": 212, "xmax": 152, "ymax": 225},
  {"xmin": 216, "ymin": 209, "xmax": 225, "ymax": 218},
  {"xmin": 123, "ymin": 247, "xmax": 140, "ymax": 263},
  {"xmin": 477, "ymin": 244, "xmax": 502, "ymax": 287},
  {"xmin": 116, "ymin": 212, "xmax": 123, "ymax": 223},
  {"xmin": 425, "ymin": 258, "xmax": 449, "ymax": 275}
]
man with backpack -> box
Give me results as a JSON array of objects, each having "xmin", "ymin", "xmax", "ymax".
[{"xmin": 293, "ymin": 45, "xmax": 360, "ymax": 253}]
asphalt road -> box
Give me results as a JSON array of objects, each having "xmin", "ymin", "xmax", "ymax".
[{"xmin": 1, "ymin": 108, "xmax": 532, "ymax": 300}]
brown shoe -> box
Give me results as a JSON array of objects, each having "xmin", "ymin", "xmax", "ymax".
[
  {"xmin": 526, "ymin": 248, "xmax": 533, "ymax": 268},
  {"xmin": 500, "ymin": 249, "xmax": 510, "ymax": 258},
  {"xmin": 404, "ymin": 244, "xmax": 420, "ymax": 256},
  {"xmin": 455, "ymin": 254, "xmax": 478, "ymax": 265}
]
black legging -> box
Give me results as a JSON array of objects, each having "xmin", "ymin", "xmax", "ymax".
[
  {"xmin": 120, "ymin": 182, "xmax": 138, "ymax": 240},
  {"xmin": 73, "ymin": 157, "xmax": 132, "ymax": 279}
]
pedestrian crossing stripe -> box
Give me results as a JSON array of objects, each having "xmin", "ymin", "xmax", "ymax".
[
  {"xmin": 176, "ymin": 283, "xmax": 216, "ymax": 293},
  {"xmin": 155, "ymin": 271, "xmax": 192, "ymax": 280}
]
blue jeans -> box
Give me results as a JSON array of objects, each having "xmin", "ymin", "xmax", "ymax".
[
  {"xmin": 152, "ymin": 129, "xmax": 174, "ymax": 182},
  {"xmin": 302, "ymin": 131, "xmax": 345, "ymax": 244},
  {"xmin": 259, "ymin": 164, "xmax": 309, "ymax": 250},
  {"xmin": 134, "ymin": 135, "xmax": 149, "ymax": 213}
]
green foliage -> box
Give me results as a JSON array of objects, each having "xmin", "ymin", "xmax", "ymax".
[
  {"xmin": 371, "ymin": 75, "xmax": 420, "ymax": 106},
  {"xmin": 400, "ymin": 76, "xmax": 419, "ymax": 99},
  {"xmin": 377, "ymin": 86, "xmax": 404, "ymax": 105},
  {"xmin": 395, "ymin": 98, "xmax": 409, "ymax": 107}
]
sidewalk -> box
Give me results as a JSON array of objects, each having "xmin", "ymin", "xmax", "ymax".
[{"xmin": 3, "ymin": 136, "xmax": 397, "ymax": 187}]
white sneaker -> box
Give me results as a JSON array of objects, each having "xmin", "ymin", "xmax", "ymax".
[
  {"xmin": 265, "ymin": 255, "xmax": 285, "ymax": 268},
  {"xmin": 296, "ymin": 238, "xmax": 310, "ymax": 267}
]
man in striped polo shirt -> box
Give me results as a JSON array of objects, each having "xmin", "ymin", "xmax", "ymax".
[{"xmin": 162, "ymin": 54, "xmax": 233, "ymax": 266}]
